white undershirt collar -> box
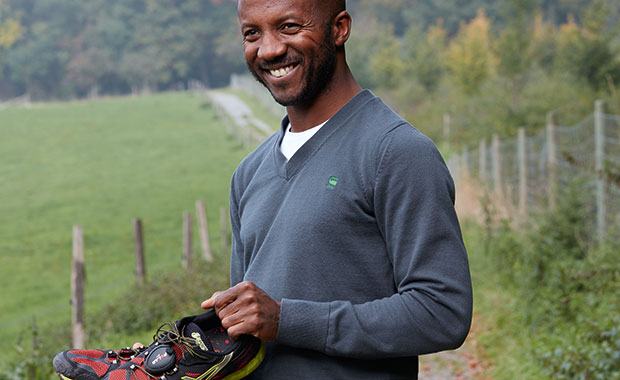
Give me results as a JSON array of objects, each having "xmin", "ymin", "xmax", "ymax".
[{"xmin": 280, "ymin": 121, "xmax": 327, "ymax": 160}]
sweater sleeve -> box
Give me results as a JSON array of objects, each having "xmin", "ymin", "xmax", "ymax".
[
  {"xmin": 276, "ymin": 126, "xmax": 473, "ymax": 358},
  {"xmin": 229, "ymin": 170, "xmax": 245, "ymax": 287}
]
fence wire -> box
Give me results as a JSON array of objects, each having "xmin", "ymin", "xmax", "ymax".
[{"xmin": 450, "ymin": 105, "xmax": 620, "ymax": 241}]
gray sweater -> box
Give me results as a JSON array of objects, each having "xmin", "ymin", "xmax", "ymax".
[{"xmin": 229, "ymin": 90, "xmax": 472, "ymax": 379}]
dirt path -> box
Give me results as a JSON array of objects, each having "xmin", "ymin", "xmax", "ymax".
[
  {"xmin": 207, "ymin": 90, "xmax": 273, "ymax": 136},
  {"xmin": 419, "ymin": 314, "xmax": 490, "ymax": 380}
]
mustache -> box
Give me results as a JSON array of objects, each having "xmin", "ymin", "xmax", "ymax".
[{"xmin": 256, "ymin": 55, "xmax": 301, "ymax": 71}]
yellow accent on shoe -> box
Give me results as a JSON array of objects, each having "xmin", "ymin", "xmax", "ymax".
[
  {"xmin": 181, "ymin": 353, "xmax": 233, "ymax": 380},
  {"xmin": 220, "ymin": 342, "xmax": 266, "ymax": 380}
]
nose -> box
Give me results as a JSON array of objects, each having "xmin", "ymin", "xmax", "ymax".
[{"xmin": 257, "ymin": 31, "xmax": 286, "ymax": 61}]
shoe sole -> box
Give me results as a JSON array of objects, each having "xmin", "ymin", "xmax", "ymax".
[
  {"xmin": 55, "ymin": 342, "xmax": 266, "ymax": 380},
  {"xmin": 220, "ymin": 341, "xmax": 266, "ymax": 380}
]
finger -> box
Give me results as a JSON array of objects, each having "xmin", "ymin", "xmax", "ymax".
[
  {"xmin": 200, "ymin": 291, "xmax": 223, "ymax": 309},
  {"xmin": 220, "ymin": 308, "xmax": 244, "ymax": 330},
  {"xmin": 225, "ymin": 323, "xmax": 247, "ymax": 341},
  {"xmin": 132, "ymin": 342, "xmax": 145, "ymax": 350},
  {"xmin": 211, "ymin": 288, "xmax": 240, "ymax": 312},
  {"xmin": 200, "ymin": 298, "xmax": 214, "ymax": 309}
]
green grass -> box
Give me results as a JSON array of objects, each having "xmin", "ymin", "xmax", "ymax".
[
  {"xmin": 463, "ymin": 210, "xmax": 620, "ymax": 380},
  {"xmin": 463, "ymin": 221, "xmax": 550, "ymax": 379},
  {"xmin": 0, "ymin": 92, "xmax": 253, "ymax": 360}
]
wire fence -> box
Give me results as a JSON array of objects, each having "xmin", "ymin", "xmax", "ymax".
[
  {"xmin": 448, "ymin": 100, "xmax": 620, "ymax": 241},
  {"xmin": 0, "ymin": 201, "xmax": 231, "ymax": 346}
]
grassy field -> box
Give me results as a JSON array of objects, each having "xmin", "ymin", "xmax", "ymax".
[{"xmin": 0, "ymin": 92, "xmax": 254, "ymax": 361}]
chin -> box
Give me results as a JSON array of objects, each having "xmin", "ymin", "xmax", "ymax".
[
  {"xmin": 271, "ymin": 94, "xmax": 299, "ymax": 107},
  {"xmin": 268, "ymin": 87, "xmax": 304, "ymax": 107}
]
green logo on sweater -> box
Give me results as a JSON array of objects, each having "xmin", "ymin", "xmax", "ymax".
[{"xmin": 326, "ymin": 176, "xmax": 339, "ymax": 190}]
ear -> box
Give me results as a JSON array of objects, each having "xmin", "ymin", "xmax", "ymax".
[{"xmin": 332, "ymin": 11, "xmax": 352, "ymax": 47}]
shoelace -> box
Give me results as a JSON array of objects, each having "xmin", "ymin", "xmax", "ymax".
[{"xmin": 127, "ymin": 321, "xmax": 210, "ymax": 380}]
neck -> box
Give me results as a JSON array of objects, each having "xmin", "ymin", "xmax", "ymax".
[{"xmin": 286, "ymin": 62, "xmax": 361, "ymax": 133}]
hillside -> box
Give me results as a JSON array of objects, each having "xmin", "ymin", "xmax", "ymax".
[{"xmin": 0, "ymin": 92, "xmax": 252, "ymax": 362}]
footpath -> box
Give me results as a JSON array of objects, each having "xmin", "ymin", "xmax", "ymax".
[
  {"xmin": 207, "ymin": 90, "xmax": 274, "ymax": 145},
  {"xmin": 419, "ymin": 314, "xmax": 490, "ymax": 379}
]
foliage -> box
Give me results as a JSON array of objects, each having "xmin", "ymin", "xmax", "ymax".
[
  {"xmin": 0, "ymin": 261, "xmax": 229, "ymax": 379},
  {"xmin": 0, "ymin": 0, "xmax": 22, "ymax": 49},
  {"xmin": 1, "ymin": 0, "xmax": 243, "ymax": 99},
  {"xmin": 1, "ymin": 0, "xmax": 618, "ymax": 105},
  {"xmin": 97, "ymin": 260, "xmax": 229, "ymax": 336},
  {"xmin": 0, "ymin": 318, "xmax": 59, "ymax": 380},
  {"xmin": 345, "ymin": 0, "xmax": 620, "ymax": 146},
  {"xmin": 403, "ymin": 21, "xmax": 447, "ymax": 93},
  {"xmin": 446, "ymin": 9, "xmax": 496, "ymax": 95},
  {"xmin": 468, "ymin": 179, "xmax": 620, "ymax": 379}
]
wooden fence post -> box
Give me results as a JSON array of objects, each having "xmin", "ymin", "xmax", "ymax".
[
  {"xmin": 546, "ymin": 112, "xmax": 558, "ymax": 210},
  {"xmin": 479, "ymin": 139, "xmax": 487, "ymax": 186},
  {"xmin": 491, "ymin": 135, "xmax": 503, "ymax": 199},
  {"xmin": 196, "ymin": 201, "xmax": 213, "ymax": 261},
  {"xmin": 594, "ymin": 99, "xmax": 606, "ymax": 241},
  {"xmin": 182, "ymin": 213, "xmax": 192, "ymax": 269},
  {"xmin": 133, "ymin": 219, "xmax": 146, "ymax": 284},
  {"xmin": 72, "ymin": 225, "xmax": 85, "ymax": 349},
  {"xmin": 29, "ymin": 316, "xmax": 38, "ymax": 379},
  {"xmin": 220, "ymin": 206, "xmax": 229, "ymax": 254},
  {"xmin": 518, "ymin": 128, "xmax": 528, "ymax": 222}
]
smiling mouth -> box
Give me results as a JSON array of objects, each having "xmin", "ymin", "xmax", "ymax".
[{"xmin": 268, "ymin": 64, "xmax": 296, "ymax": 78}]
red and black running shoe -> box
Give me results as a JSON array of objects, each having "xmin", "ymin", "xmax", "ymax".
[
  {"xmin": 53, "ymin": 310, "xmax": 265, "ymax": 380},
  {"xmin": 53, "ymin": 346, "xmax": 146, "ymax": 380}
]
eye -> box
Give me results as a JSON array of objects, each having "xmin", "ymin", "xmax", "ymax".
[
  {"xmin": 281, "ymin": 23, "xmax": 301, "ymax": 34},
  {"xmin": 243, "ymin": 29, "xmax": 259, "ymax": 42}
]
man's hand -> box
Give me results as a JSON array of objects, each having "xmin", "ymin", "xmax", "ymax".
[{"xmin": 201, "ymin": 281, "xmax": 281, "ymax": 342}]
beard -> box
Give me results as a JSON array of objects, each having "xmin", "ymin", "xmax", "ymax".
[{"xmin": 247, "ymin": 27, "xmax": 336, "ymax": 107}]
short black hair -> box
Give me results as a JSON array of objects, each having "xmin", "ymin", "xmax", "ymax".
[
  {"xmin": 319, "ymin": 0, "xmax": 345, "ymax": 15},
  {"xmin": 334, "ymin": 0, "xmax": 346, "ymax": 13}
]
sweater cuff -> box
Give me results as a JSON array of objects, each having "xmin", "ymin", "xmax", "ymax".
[{"xmin": 276, "ymin": 298, "xmax": 330, "ymax": 352}]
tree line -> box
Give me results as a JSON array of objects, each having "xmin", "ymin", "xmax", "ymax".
[
  {"xmin": 345, "ymin": 0, "xmax": 620, "ymax": 145},
  {"xmin": 0, "ymin": 0, "xmax": 245, "ymax": 99},
  {"xmin": 1, "ymin": 0, "xmax": 619, "ymax": 146}
]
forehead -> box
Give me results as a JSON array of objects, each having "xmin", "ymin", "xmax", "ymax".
[{"xmin": 238, "ymin": 0, "xmax": 320, "ymax": 22}]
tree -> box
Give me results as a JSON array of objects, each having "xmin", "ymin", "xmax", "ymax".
[
  {"xmin": 0, "ymin": 0, "xmax": 22, "ymax": 49},
  {"xmin": 554, "ymin": 0, "xmax": 620, "ymax": 90},
  {"xmin": 0, "ymin": 0, "xmax": 23, "ymax": 82},
  {"xmin": 404, "ymin": 19, "xmax": 447, "ymax": 93},
  {"xmin": 496, "ymin": 0, "xmax": 538, "ymax": 80},
  {"xmin": 495, "ymin": 0, "xmax": 539, "ymax": 121},
  {"xmin": 446, "ymin": 9, "xmax": 496, "ymax": 94}
]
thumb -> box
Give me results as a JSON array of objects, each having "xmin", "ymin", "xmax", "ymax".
[{"xmin": 201, "ymin": 291, "xmax": 221, "ymax": 309}]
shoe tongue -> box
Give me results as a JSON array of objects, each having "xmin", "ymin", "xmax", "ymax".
[{"xmin": 184, "ymin": 322, "xmax": 214, "ymax": 353}]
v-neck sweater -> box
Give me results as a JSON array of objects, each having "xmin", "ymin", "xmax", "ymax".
[
  {"xmin": 280, "ymin": 121, "xmax": 325, "ymax": 160},
  {"xmin": 229, "ymin": 90, "xmax": 472, "ymax": 379}
]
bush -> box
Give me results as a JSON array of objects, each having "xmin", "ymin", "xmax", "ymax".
[
  {"xmin": 474, "ymin": 179, "xmax": 620, "ymax": 379},
  {"xmin": 0, "ymin": 259, "xmax": 229, "ymax": 379}
]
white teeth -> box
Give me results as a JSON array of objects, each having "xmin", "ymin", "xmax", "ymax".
[{"xmin": 270, "ymin": 65, "xmax": 294, "ymax": 78}]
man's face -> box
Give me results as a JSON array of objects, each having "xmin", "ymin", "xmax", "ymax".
[{"xmin": 238, "ymin": 0, "xmax": 336, "ymax": 107}]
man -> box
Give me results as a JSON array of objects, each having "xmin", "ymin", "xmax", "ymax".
[{"xmin": 200, "ymin": 0, "xmax": 473, "ymax": 378}]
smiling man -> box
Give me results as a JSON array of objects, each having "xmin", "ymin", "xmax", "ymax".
[{"xmin": 200, "ymin": 0, "xmax": 473, "ymax": 378}]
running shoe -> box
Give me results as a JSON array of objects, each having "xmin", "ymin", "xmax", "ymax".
[
  {"xmin": 53, "ymin": 346, "xmax": 146, "ymax": 380},
  {"xmin": 53, "ymin": 310, "xmax": 265, "ymax": 380}
]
